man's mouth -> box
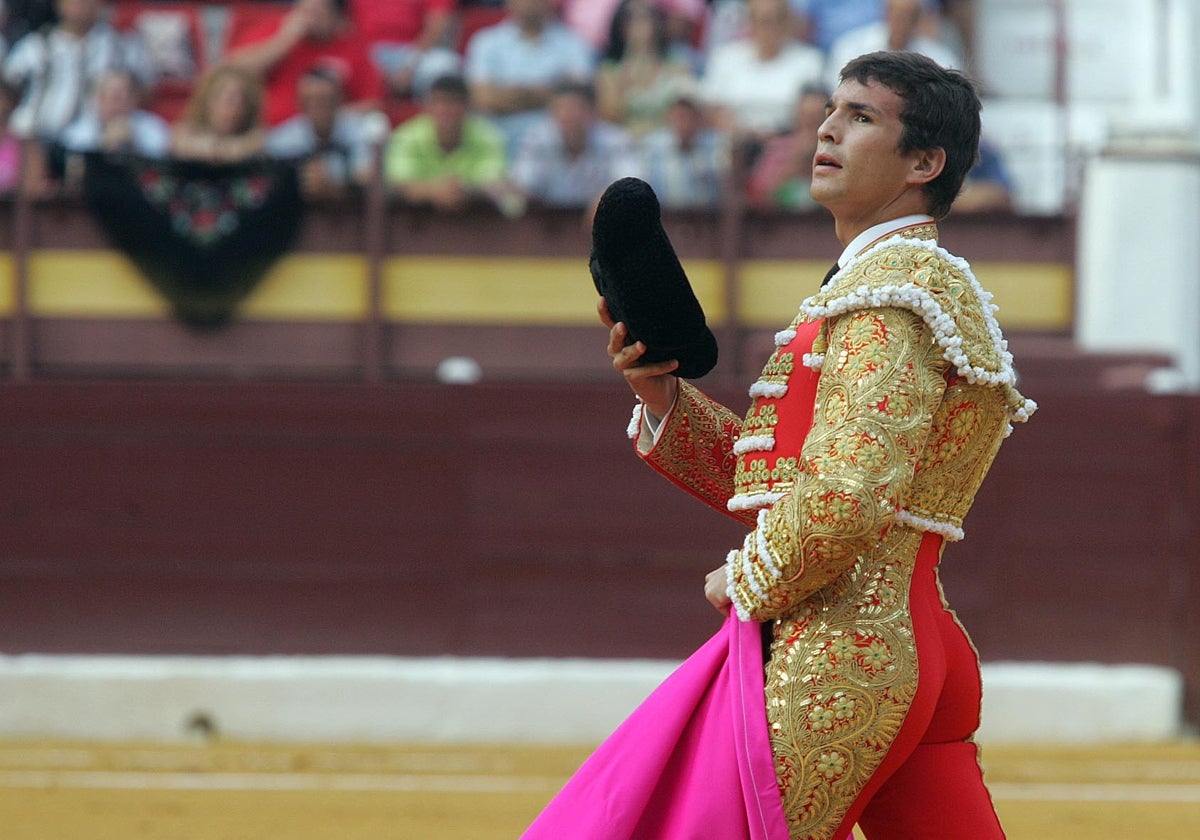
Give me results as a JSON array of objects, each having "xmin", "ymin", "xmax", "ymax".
[{"xmin": 813, "ymin": 153, "xmax": 841, "ymax": 170}]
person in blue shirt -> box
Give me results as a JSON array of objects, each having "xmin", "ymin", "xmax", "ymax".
[{"xmin": 463, "ymin": 0, "xmax": 595, "ymax": 156}]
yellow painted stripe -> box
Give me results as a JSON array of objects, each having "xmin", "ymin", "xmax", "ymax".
[
  {"xmin": 239, "ymin": 255, "xmax": 366, "ymax": 320},
  {"xmin": 736, "ymin": 259, "xmax": 1072, "ymax": 331},
  {"xmin": 381, "ymin": 256, "xmax": 728, "ymax": 324},
  {"xmin": 27, "ymin": 251, "xmax": 366, "ymax": 320},
  {"xmin": 17, "ymin": 250, "xmax": 1072, "ymax": 331},
  {"xmin": 973, "ymin": 261, "xmax": 1074, "ymax": 332},
  {"xmin": 737, "ymin": 260, "xmax": 831, "ymax": 327},
  {"xmin": 0, "ymin": 255, "xmax": 14, "ymax": 315},
  {"xmin": 29, "ymin": 251, "xmax": 168, "ymax": 317}
]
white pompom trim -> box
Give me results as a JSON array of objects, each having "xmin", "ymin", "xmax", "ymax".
[
  {"xmin": 798, "ymin": 235, "xmax": 1016, "ymax": 390},
  {"xmin": 749, "ymin": 381, "xmax": 789, "ymax": 400},
  {"xmin": 728, "ymin": 491, "xmax": 786, "ymax": 512},
  {"xmin": 774, "ymin": 328, "xmax": 798, "ymax": 347},
  {"xmin": 802, "ymin": 353, "xmax": 826, "ymax": 370},
  {"xmin": 626, "ymin": 402, "xmax": 642, "ymax": 439},
  {"xmin": 1009, "ymin": 397, "xmax": 1038, "ymax": 423},
  {"xmin": 729, "ymin": 561, "xmax": 752, "ymax": 622},
  {"xmin": 895, "ymin": 508, "xmax": 965, "ymax": 541},
  {"xmin": 733, "ymin": 435, "xmax": 775, "ymax": 455},
  {"xmin": 753, "ymin": 507, "xmax": 785, "ymax": 579}
]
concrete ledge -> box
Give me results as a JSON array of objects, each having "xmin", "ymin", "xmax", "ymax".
[
  {"xmin": 976, "ymin": 661, "xmax": 1185, "ymax": 744},
  {"xmin": 0, "ymin": 656, "xmax": 1184, "ymax": 746}
]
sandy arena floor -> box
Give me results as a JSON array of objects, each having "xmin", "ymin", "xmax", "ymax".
[{"xmin": 0, "ymin": 739, "xmax": 1198, "ymax": 838}]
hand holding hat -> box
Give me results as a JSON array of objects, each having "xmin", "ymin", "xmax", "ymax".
[{"xmin": 589, "ymin": 177, "xmax": 719, "ymax": 379}]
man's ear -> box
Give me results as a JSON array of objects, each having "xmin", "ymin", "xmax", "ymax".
[{"xmin": 907, "ymin": 147, "xmax": 947, "ymax": 186}]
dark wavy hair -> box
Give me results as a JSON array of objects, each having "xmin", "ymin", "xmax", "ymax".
[{"xmin": 839, "ymin": 51, "xmax": 981, "ymax": 219}]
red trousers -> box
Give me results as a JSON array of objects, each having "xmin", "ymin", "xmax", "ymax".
[{"xmin": 835, "ymin": 533, "xmax": 1007, "ymax": 839}]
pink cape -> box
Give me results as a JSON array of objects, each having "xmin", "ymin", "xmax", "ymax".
[{"xmin": 522, "ymin": 612, "xmax": 792, "ymax": 839}]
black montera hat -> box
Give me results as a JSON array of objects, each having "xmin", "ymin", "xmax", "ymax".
[{"xmin": 589, "ymin": 177, "xmax": 718, "ymax": 379}]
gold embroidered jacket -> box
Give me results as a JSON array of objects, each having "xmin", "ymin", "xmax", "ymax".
[{"xmin": 632, "ymin": 227, "xmax": 1035, "ymax": 838}]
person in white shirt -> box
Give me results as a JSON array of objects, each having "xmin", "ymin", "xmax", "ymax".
[
  {"xmin": 700, "ymin": 0, "xmax": 823, "ymax": 141},
  {"xmin": 266, "ymin": 64, "xmax": 374, "ymax": 199},
  {"xmin": 1, "ymin": 0, "xmax": 154, "ymax": 141},
  {"xmin": 824, "ymin": 0, "xmax": 960, "ymax": 91},
  {"xmin": 509, "ymin": 79, "xmax": 641, "ymax": 208},
  {"xmin": 638, "ymin": 78, "xmax": 727, "ymax": 208},
  {"xmin": 60, "ymin": 69, "xmax": 169, "ymax": 158}
]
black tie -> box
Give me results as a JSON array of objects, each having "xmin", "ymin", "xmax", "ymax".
[{"xmin": 821, "ymin": 261, "xmax": 840, "ymax": 287}]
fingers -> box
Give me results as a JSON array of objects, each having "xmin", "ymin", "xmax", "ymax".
[
  {"xmin": 597, "ymin": 297, "xmax": 615, "ymax": 328},
  {"xmin": 611, "ymin": 338, "xmax": 678, "ymax": 378},
  {"xmin": 705, "ymin": 565, "xmax": 732, "ymax": 615}
]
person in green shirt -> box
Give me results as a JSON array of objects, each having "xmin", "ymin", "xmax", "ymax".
[{"xmin": 384, "ymin": 72, "xmax": 522, "ymax": 214}]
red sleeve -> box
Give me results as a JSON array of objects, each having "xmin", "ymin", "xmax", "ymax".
[
  {"xmin": 341, "ymin": 40, "xmax": 385, "ymax": 104},
  {"xmin": 226, "ymin": 15, "xmax": 287, "ymax": 52}
]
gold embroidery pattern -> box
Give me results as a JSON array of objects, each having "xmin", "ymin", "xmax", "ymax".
[
  {"xmin": 743, "ymin": 404, "xmax": 781, "ymax": 440},
  {"xmin": 904, "ymin": 380, "xmax": 1008, "ymax": 533},
  {"xmin": 643, "ymin": 380, "xmax": 751, "ymax": 523},
  {"xmin": 645, "ymin": 231, "xmax": 1029, "ymax": 839},
  {"xmin": 735, "ymin": 457, "xmax": 802, "ymax": 507},
  {"xmin": 729, "ymin": 308, "xmax": 947, "ymax": 618},
  {"xmin": 757, "ymin": 350, "xmax": 796, "ymax": 389},
  {"xmin": 728, "ymin": 308, "xmax": 949, "ymax": 839},
  {"xmin": 767, "ymin": 529, "xmax": 924, "ymax": 840},
  {"xmin": 802, "ymin": 242, "xmax": 1031, "ymax": 537}
]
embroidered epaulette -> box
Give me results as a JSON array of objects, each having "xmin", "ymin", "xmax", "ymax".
[{"xmin": 798, "ymin": 236, "xmax": 1037, "ymax": 426}]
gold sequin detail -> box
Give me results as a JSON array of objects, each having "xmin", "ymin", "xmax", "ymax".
[
  {"xmin": 642, "ymin": 380, "xmax": 754, "ymax": 525},
  {"xmin": 758, "ymin": 350, "xmax": 796, "ymax": 389}
]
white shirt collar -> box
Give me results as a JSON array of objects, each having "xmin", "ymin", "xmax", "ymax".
[{"xmin": 837, "ymin": 214, "xmax": 936, "ymax": 267}]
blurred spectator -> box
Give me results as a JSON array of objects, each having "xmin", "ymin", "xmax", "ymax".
[
  {"xmin": 746, "ymin": 82, "xmax": 825, "ymax": 210},
  {"xmin": 509, "ymin": 80, "xmax": 640, "ymax": 208},
  {"xmin": 658, "ymin": 0, "xmax": 707, "ymax": 74},
  {"xmin": 953, "ymin": 137, "xmax": 1013, "ymax": 213},
  {"xmin": 559, "ymin": 0, "xmax": 622, "ymax": 51},
  {"xmin": 1, "ymin": 0, "xmax": 154, "ymax": 141},
  {"xmin": 0, "ymin": 1, "xmax": 7, "ymax": 66},
  {"xmin": 825, "ymin": 0, "xmax": 960, "ymax": 89},
  {"xmin": 385, "ymin": 72, "xmax": 518, "ymax": 214},
  {"xmin": 266, "ymin": 64, "xmax": 373, "ymax": 199},
  {"xmin": 702, "ymin": 0, "xmax": 748, "ymax": 58},
  {"xmin": 463, "ymin": 0, "xmax": 595, "ymax": 155},
  {"xmin": 171, "ymin": 64, "xmax": 266, "ymax": 164},
  {"xmin": 596, "ymin": 0, "xmax": 696, "ymax": 139},
  {"xmin": 0, "ymin": 79, "xmax": 18, "ymax": 193},
  {"xmin": 926, "ymin": 0, "xmax": 973, "ymax": 71},
  {"xmin": 60, "ymin": 70, "xmax": 170, "ymax": 158},
  {"xmin": 348, "ymin": 0, "xmax": 461, "ymax": 100},
  {"xmin": 637, "ymin": 78, "xmax": 726, "ymax": 208},
  {"xmin": 701, "ymin": 0, "xmax": 822, "ymax": 142},
  {"xmin": 225, "ymin": 0, "xmax": 384, "ymax": 127},
  {"xmin": 2, "ymin": 0, "xmax": 55, "ymax": 49},
  {"xmin": 788, "ymin": 0, "xmax": 883, "ymax": 53}
]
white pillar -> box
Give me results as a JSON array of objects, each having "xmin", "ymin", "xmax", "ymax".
[{"xmin": 1076, "ymin": 152, "xmax": 1200, "ymax": 390}]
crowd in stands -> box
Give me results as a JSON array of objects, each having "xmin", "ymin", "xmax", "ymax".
[{"xmin": 0, "ymin": 0, "xmax": 1012, "ymax": 214}]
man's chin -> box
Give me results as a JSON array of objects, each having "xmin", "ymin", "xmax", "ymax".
[{"xmin": 808, "ymin": 185, "xmax": 835, "ymax": 212}]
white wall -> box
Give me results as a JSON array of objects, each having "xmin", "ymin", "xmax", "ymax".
[
  {"xmin": 975, "ymin": 0, "xmax": 1200, "ymax": 213},
  {"xmin": 1076, "ymin": 152, "xmax": 1200, "ymax": 389}
]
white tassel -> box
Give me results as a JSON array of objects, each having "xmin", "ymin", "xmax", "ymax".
[{"xmin": 895, "ymin": 509, "xmax": 965, "ymax": 541}]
